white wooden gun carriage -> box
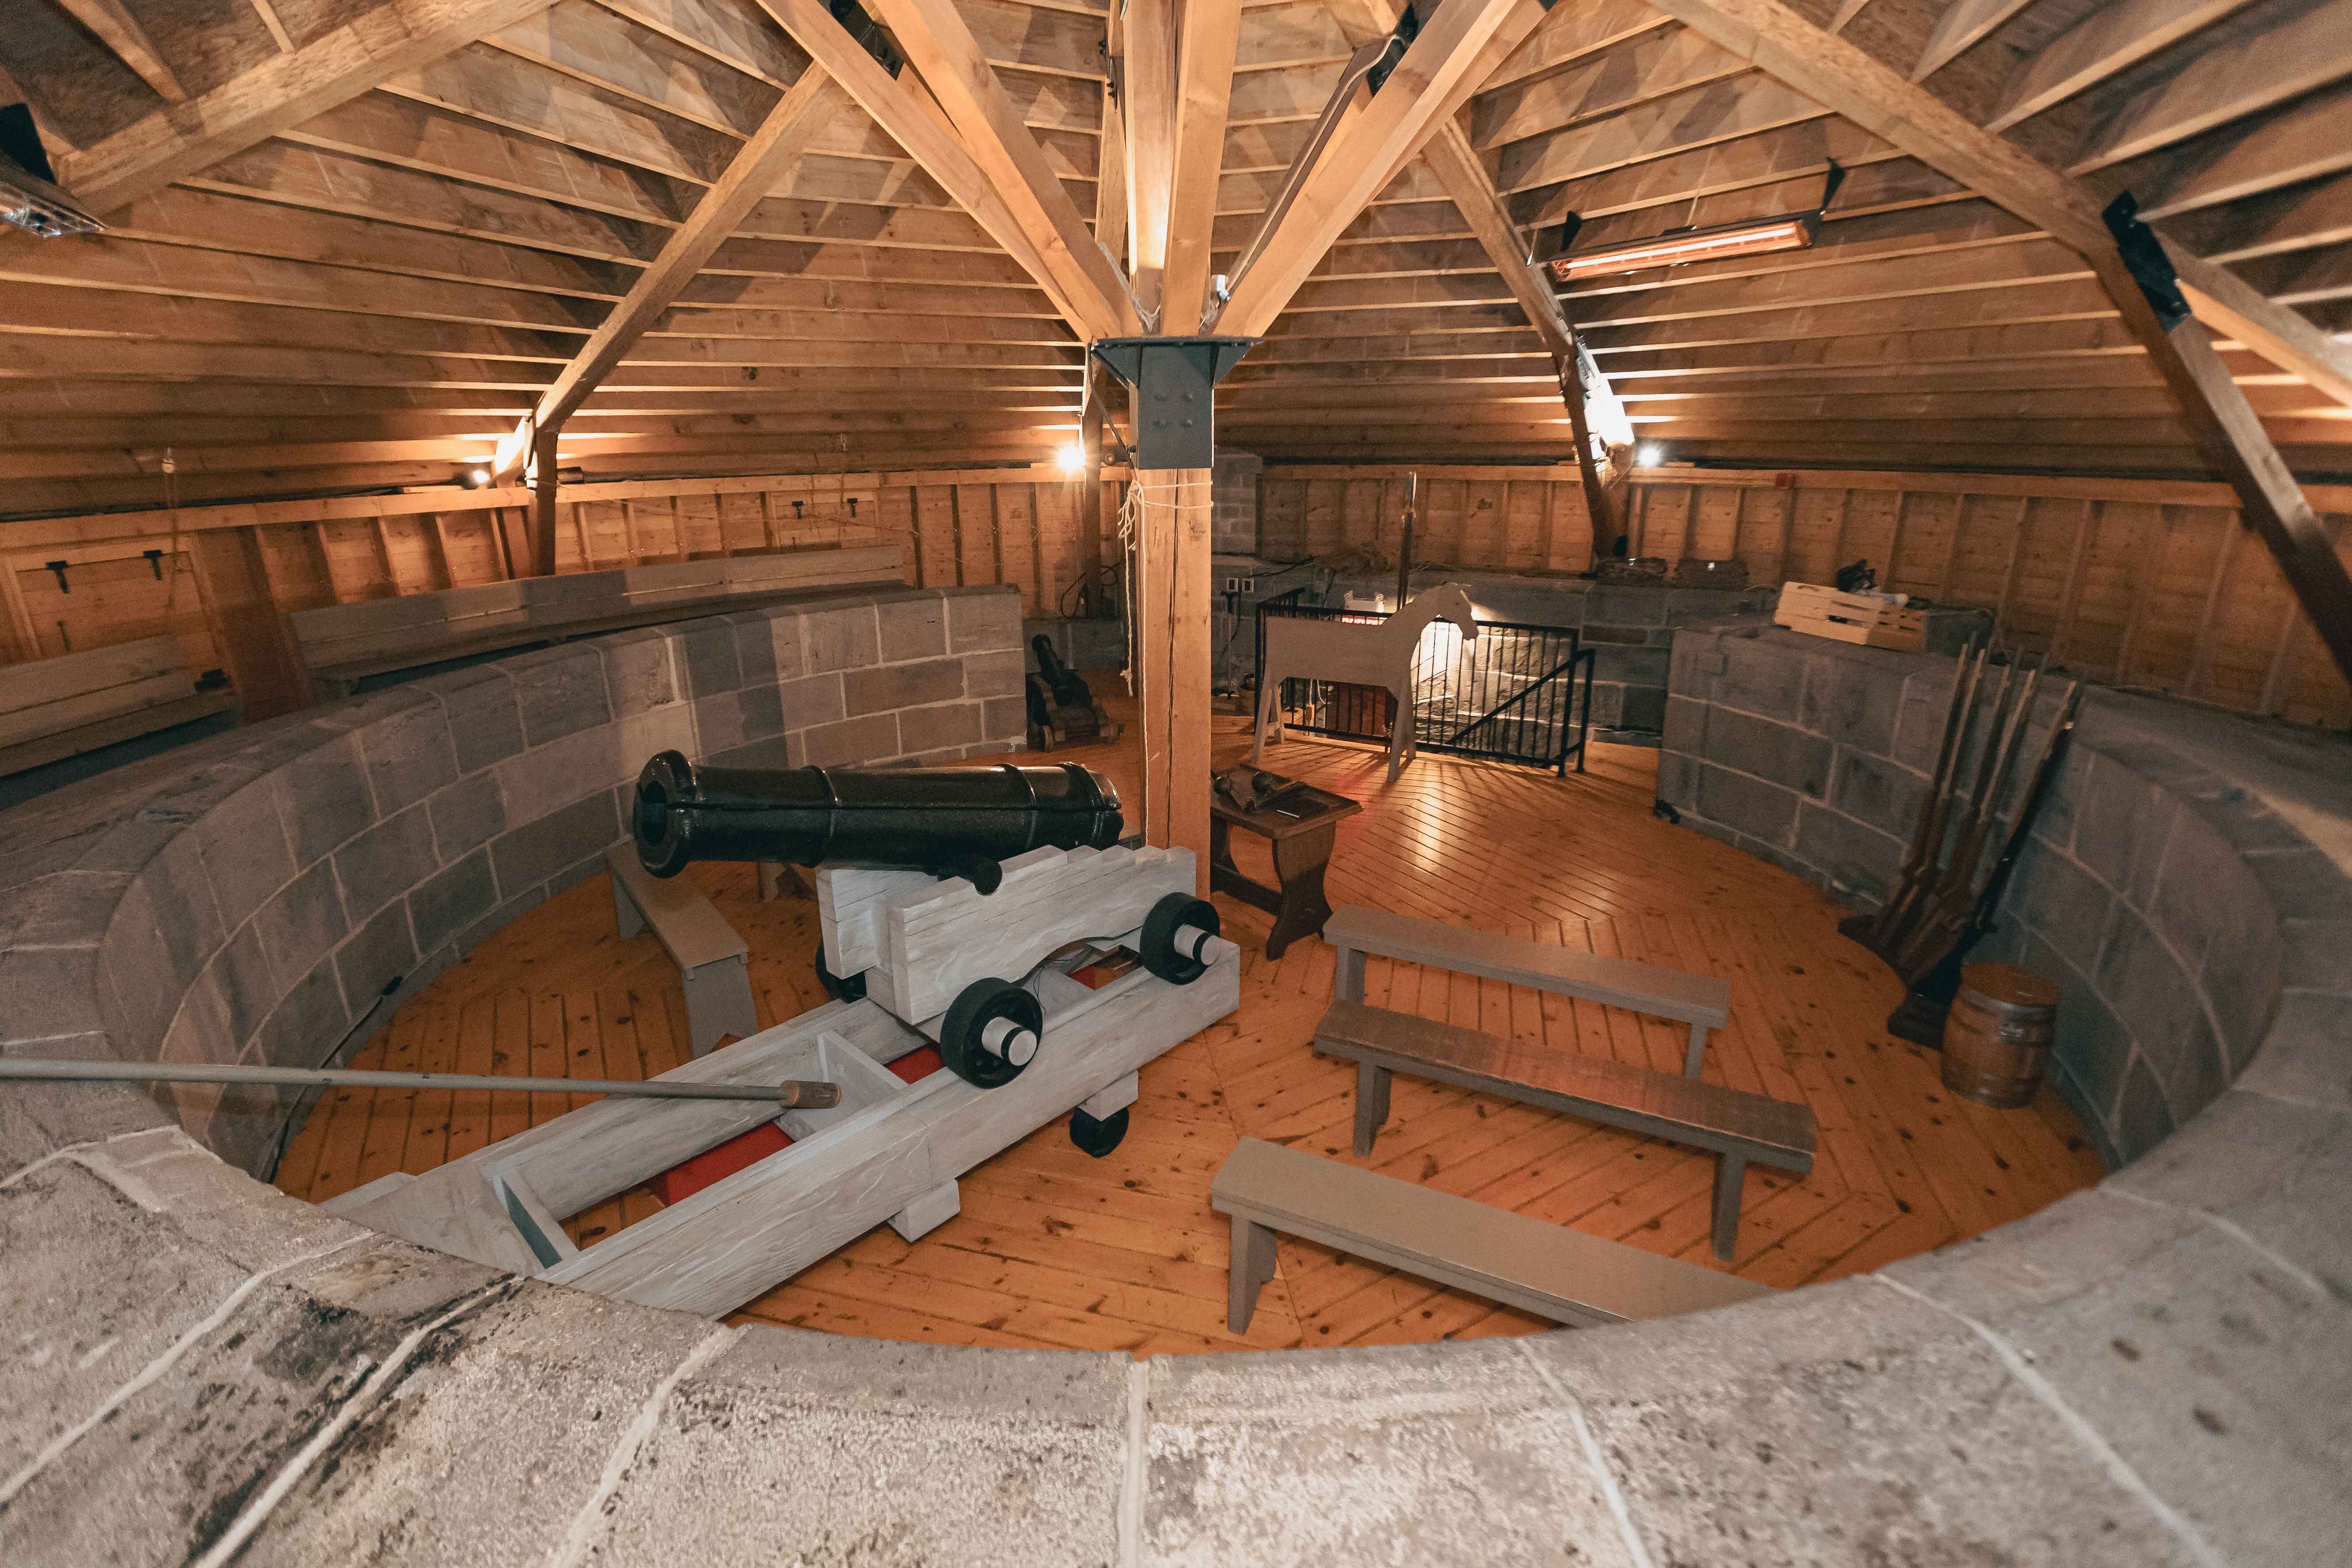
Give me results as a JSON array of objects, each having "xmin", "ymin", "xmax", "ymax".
[{"xmin": 331, "ymin": 843, "xmax": 1237, "ymax": 1318}]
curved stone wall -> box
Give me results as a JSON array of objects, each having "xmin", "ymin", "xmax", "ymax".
[
  {"xmin": 3, "ymin": 584, "xmax": 1026, "ymax": 1179},
  {"xmin": 2, "ymin": 601, "xmax": 2346, "ymax": 1566},
  {"xmin": 1658, "ymin": 623, "xmax": 2326, "ymax": 1166}
]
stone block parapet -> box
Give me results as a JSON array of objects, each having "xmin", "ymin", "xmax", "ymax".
[
  {"xmin": 1, "ymin": 585, "xmax": 1024, "ymax": 1180},
  {"xmin": 2, "ymin": 591, "xmax": 2347, "ymax": 1567}
]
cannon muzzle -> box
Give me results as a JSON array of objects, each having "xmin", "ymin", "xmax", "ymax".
[{"xmin": 632, "ymin": 752, "xmax": 1124, "ymax": 893}]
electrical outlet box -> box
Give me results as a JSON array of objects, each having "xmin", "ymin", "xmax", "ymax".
[{"xmin": 1222, "ymin": 575, "xmax": 1254, "ymax": 595}]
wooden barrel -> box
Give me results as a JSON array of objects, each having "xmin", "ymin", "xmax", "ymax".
[{"xmin": 1942, "ymin": 963, "xmax": 2061, "ymax": 1108}]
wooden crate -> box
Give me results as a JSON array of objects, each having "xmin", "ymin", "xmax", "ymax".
[{"xmin": 1773, "ymin": 582, "xmax": 1928, "ymax": 651}]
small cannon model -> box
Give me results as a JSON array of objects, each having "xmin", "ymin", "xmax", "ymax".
[
  {"xmin": 632, "ymin": 750, "xmax": 1125, "ymax": 892},
  {"xmin": 330, "ymin": 754, "xmax": 1238, "ymax": 1320},
  {"xmin": 630, "ymin": 750, "xmax": 1221, "ymax": 1091},
  {"xmin": 1024, "ymin": 635, "xmax": 1121, "ymax": 750}
]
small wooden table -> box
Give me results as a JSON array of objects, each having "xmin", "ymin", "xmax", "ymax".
[{"xmin": 1210, "ymin": 779, "xmax": 1361, "ymax": 959}]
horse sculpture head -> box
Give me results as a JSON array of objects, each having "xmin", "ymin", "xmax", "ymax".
[{"xmin": 1406, "ymin": 582, "xmax": 1482, "ymax": 641}]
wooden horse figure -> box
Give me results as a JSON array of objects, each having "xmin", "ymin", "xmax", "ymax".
[{"xmin": 1254, "ymin": 583, "xmax": 1481, "ymax": 783}]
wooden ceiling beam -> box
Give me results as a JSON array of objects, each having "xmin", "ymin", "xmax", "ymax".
[
  {"xmin": 2067, "ymin": 0, "xmax": 2352, "ymax": 173},
  {"xmin": 2133, "ymin": 82, "xmax": 2352, "ymax": 220},
  {"xmin": 2162, "ymin": 170, "xmax": 2352, "ymax": 265},
  {"xmin": 752, "ymin": 0, "xmax": 1113, "ymax": 339},
  {"xmin": 1987, "ymin": 0, "xmax": 2260, "ymax": 131},
  {"xmin": 50, "ymin": 0, "xmax": 188, "ymax": 104},
  {"xmin": 1215, "ymin": 0, "xmax": 1550, "ymax": 338},
  {"xmin": 858, "ymin": 0, "xmax": 1136, "ymax": 337},
  {"xmin": 1162, "ymin": 0, "xmax": 1245, "ymax": 332},
  {"xmin": 49, "ymin": 0, "xmax": 564, "ymax": 217},
  {"xmin": 1123, "ymin": 0, "xmax": 1178, "ymax": 319},
  {"xmin": 1329, "ymin": 0, "xmax": 1632, "ymax": 546},
  {"xmin": 1482, "ymin": 0, "xmax": 1668, "ymax": 95},
  {"xmin": 1473, "ymin": 25, "xmax": 1747, "ymax": 151},
  {"xmin": 490, "ymin": 65, "xmax": 847, "ymax": 476},
  {"xmin": 1644, "ymin": 0, "xmax": 2352, "ymax": 682},
  {"xmin": 1497, "ymin": 72, "xmax": 1827, "ymax": 195}
]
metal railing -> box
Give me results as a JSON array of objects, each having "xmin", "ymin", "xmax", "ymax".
[{"xmin": 1253, "ymin": 590, "xmax": 1596, "ymax": 774}]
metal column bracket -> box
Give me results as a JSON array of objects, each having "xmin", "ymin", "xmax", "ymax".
[
  {"xmin": 2101, "ymin": 193, "xmax": 2192, "ymax": 331},
  {"xmin": 1087, "ymin": 336, "xmax": 1257, "ymax": 470}
]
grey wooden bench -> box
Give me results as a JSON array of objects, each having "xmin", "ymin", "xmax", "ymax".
[
  {"xmin": 1324, "ymin": 903, "xmax": 1731, "ymax": 1079},
  {"xmin": 1316, "ymin": 998, "xmax": 1816, "ymax": 1259},
  {"xmin": 605, "ymin": 844, "xmax": 760, "ymax": 1055},
  {"xmin": 0, "ymin": 634, "xmax": 235, "ymax": 780},
  {"xmin": 1211, "ymin": 1137, "xmax": 1774, "ymax": 1332},
  {"xmin": 292, "ymin": 546, "xmax": 902, "ymax": 697}
]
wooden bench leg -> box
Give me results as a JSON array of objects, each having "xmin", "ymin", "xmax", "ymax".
[
  {"xmin": 1352, "ymin": 1061, "xmax": 1391, "ymax": 1157},
  {"xmin": 1228, "ymin": 1212, "xmax": 1278, "ymax": 1333},
  {"xmin": 1710, "ymin": 1152, "xmax": 1747, "ymax": 1261},
  {"xmin": 1684, "ymin": 1023, "xmax": 1708, "ymax": 1080},
  {"xmin": 611, "ymin": 874, "xmax": 647, "ymax": 942},
  {"xmin": 681, "ymin": 954, "xmax": 759, "ymax": 1056},
  {"xmin": 890, "ymin": 1179, "xmax": 961, "ymax": 1242}
]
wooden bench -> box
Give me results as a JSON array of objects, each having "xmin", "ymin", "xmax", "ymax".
[
  {"xmin": 1325, "ymin": 903, "xmax": 1730, "ymax": 1078},
  {"xmin": 1316, "ymin": 998, "xmax": 1816, "ymax": 1259},
  {"xmin": 0, "ymin": 634, "xmax": 235, "ymax": 780},
  {"xmin": 1212, "ymin": 1137, "xmax": 1773, "ymax": 1332},
  {"xmin": 605, "ymin": 844, "xmax": 759, "ymax": 1055},
  {"xmin": 292, "ymin": 546, "xmax": 902, "ymax": 696}
]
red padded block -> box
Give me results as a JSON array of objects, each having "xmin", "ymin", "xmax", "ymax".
[
  {"xmin": 889, "ymin": 1046, "xmax": 945, "ymax": 1084},
  {"xmin": 647, "ymin": 1048, "xmax": 944, "ymax": 1206},
  {"xmin": 649, "ymin": 1123, "xmax": 790, "ymax": 1206}
]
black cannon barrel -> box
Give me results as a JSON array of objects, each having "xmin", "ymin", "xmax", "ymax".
[{"xmin": 632, "ymin": 751, "xmax": 1124, "ymax": 893}]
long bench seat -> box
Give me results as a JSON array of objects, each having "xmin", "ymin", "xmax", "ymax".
[
  {"xmin": 1324, "ymin": 903, "xmax": 1730, "ymax": 1078},
  {"xmin": 1212, "ymin": 1136, "xmax": 1774, "ymax": 1332},
  {"xmin": 1315, "ymin": 998, "xmax": 1815, "ymax": 1259},
  {"xmin": 0, "ymin": 633, "xmax": 234, "ymax": 784},
  {"xmin": 293, "ymin": 546, "xmax": 903, "ymax": 696}
]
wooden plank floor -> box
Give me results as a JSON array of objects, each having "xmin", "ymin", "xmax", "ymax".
[{"xmin": 275, "ymin": 685, "xmax": 2105, "ymax": 1355}]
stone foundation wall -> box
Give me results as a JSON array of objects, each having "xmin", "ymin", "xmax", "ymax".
[
  {"xmin": 1211, "ymin": 562, "xmax": 1774, "ymax": 741},
  {"xmin": 12, "ymin": 585, "xmax": 1023, "ymax": 1179},
  {"xmin": 1211, "ymin": 452, "xmax": 1264, "ymax": 555},
  {"xmin": 1659, "ymin": 623, "xmax": 2325, "ymax": 1165},
  {"xmin": 3, "ymin": 592, "xmax": 2348, "ymax": 1567}
]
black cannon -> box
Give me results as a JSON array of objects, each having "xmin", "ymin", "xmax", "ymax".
[
  {"xmin": 1024, "ymin": 634, "xmax": 1119, "ymax": 750},
  {"xmin": 630, "ymin": 751, "xmax": 1125, "ymax": 894}
]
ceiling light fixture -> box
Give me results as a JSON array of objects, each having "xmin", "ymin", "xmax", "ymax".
[
  {"xmin": 0, "ymin": 104, "xmax": 101, "ymax": 239},
  {"xmin": 1055, "ymin": 441, "xmax": 1087, "ymax": 476},
  {"xmin": 1543, "ymin": 162, "xmax": 1845, "ymax": 286},
  {"xmin": 1635, "ymin": 443, "xmax": 1665, "ymax": 468},
  {"xmin": 1546, "ymin": 212, "xmax": 1821, "ymax": 283}
]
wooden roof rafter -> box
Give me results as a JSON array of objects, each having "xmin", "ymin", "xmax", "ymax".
[
  {"xmin": 42, "ymin": 0, "xmax": 567, "ymax": 219},
  {"xmin": 487, "ymin": 62, "xmax": 849, "ymax": 478},
  {"xmin": 1644, "ymin": 0, "xmax": 2352, "ymax": 684},
  {"xmin": 861, "ymin": 0, "xmax": 1137, "ymax": 338},
  {"xmin": 1323, "ymin": 0, "xmax": 1632, "ymax": 543},
  {"xmin": 47, "ymin": 0, "xmax": 187, "ymax": 104},
  {"xmin": 753, "ymin": 0, "xmax": 1122, "ymax": 340},
  {"xmin": 1213, "ymin": 0, "xmax": 1552, "ymax": 337}
]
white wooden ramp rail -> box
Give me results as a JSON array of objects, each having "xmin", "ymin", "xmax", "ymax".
[
  {"xmin": 335, "ymin": 942, "xmax": 1240, "ymax": 1317},
  {"xmin": 1323, "ymin": 903, "xmax": 1732, "ymax": 1078},
  {"xmin": 1212, "ymin": 1137, "xmax": 1774, "ymax": 1332}
]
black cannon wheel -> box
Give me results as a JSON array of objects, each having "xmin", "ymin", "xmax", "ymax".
[
  {"xmin": 1141, "ymin": 894, "xmax": 1219, "ymax": 985},
  {"xmin": 1069, "ymin": 1105, "xmax": 1129, "ymax": 1158},
  {"xmin": 814, "ymin": 942, "xmax": 866, "ymax": 1002},
  {"xmin": 940, "ymin": 977, "xmax": 1043, "ymax": 1089}
]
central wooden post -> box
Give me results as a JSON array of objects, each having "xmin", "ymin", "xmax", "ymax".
[
  {"xmin": 1137, "ymin": 467, "xmax": 1213, "ymax": 894},
  {"xmin": 530, "ymin": 422, "xmax": 562, "ymax": 578}
]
